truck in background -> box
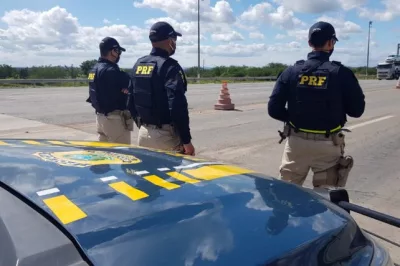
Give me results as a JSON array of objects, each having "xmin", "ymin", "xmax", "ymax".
[
  {"xmin": 377, "ymin": 44, "xmax": 400, "ymax": 80},
  {"xmin": 377, "ymin": 61, "xmax": 400, "ymax": 80}
]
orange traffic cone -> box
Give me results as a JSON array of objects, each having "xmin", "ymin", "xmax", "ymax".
[{"xmin": 214, "ymin": 81, "xmax": 235, "ymax": 110}]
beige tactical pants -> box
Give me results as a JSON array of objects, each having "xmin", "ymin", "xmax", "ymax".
[
  {"xmin": 96, "ymin": 111, "xmax": 131, "ymax": 144},
  {"xmin": 279, "ymin": 131, "xmax": 353, "ymax": 187},
  {"xmin": 137, "ymin": 124, "xmax": 183, "ymax": 152}
]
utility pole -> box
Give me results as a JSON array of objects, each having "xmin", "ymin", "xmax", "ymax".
[
  {"xmin": 197, "ymin": 0, "xmax": 204, "ymax": 80},
  {"xmin": 366, "ymin": 21, "xmax": 372, "ymax": 76}
]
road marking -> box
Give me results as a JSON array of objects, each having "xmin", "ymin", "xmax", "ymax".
[
  {"xmin": 347, "ymin": 115, "xmax": 395, "ymax": 130},
  {"xmin": 157, "ymin": 167, "xmax": 170, "ymax": 171},
  {"xmin": 0, "ymin": 141, "xmax": 9, "ymax": 145},
  {"xmin": 144, "ymin": 175, "xmax": 180, "ymax": 190},
  {"xmin": 109, "ymin": 181, "xmax": 149, "ymax": 201},
  {"xmin": 37, "ymin": 187, "xmax": 60, "ymax": 196},
  {"xmin": 100, "ymin": 176, "xmax": 118, "ymax": 182},
  {"xmin": 43, "ymin": 195, "xmax": 87, "ymax": 224},
  {"xmin": 184, "ymin": 165, "xmax": 255, "ymax": 180},
  {"xmin": 167, "ymin": 172, "xmax": 200, "ymax": 184}
]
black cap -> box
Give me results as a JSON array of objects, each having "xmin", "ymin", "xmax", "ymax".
[
  {"xmin": 149, "ymin": 21, "xmax": 182, "ymax": 42},
  {"xmin": 308, "ymin": 21, "xmax": 339, "ymax": 42},
  {"xmin": 99, "ymin": 37, "xmax": 126, "ymax": 52}
]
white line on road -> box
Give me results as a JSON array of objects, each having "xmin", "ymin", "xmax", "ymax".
[{"xmin": 347, "ymin": 115, "xmax": 395, "ymax": 130}]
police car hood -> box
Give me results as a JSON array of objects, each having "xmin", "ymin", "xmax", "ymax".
[{"xmin": 0, "ymin": 139, "xmax": 370, "ymax": 266}]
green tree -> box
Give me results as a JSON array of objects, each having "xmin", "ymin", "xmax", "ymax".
[
  {"xmin": 0, "ymin": 64, "xmax": 15, "ymax": 79},
  {"xmin": 80, "ymin": 59, "xmax": 97, "ymax": 76},
  {"xmin": 19, "ymin": 68, "xmax": 29, "ymax": 79}
]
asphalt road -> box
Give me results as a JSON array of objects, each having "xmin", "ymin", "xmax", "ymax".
[{"xmin": 1, "ymin": 79, "xmax": 400, "ymax": 262}]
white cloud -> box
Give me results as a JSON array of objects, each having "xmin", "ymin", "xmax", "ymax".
[
  {"xmin": 0, "ymin": 7, "xmax": 80, "ymax": 50},
  {"xmin": 267, "ymin": 41, "xmax": 302, "ymax": 52},
  {"xmin": 211, "ymin": 31, "xmax": 244, "ymax": 42},
  {"xmin": 272, "ymin": 0, "xmax": 341, "ymax": 13},
  {"xmin": 357, "ymin": 0, "xmax": 400, "ymax": 21},
  {"xmin": 315, "ymin": 16, "xmax": 363, "ymax": 40},
  {"xmin": 103, "ymin": 19, "xmax": 111, "ymax": 24},
  {"xmin": 240, "ymin": 3, "xmax": 304, "ymax": 30},
  {"xmin": 286, "ymin": 16, "xmax": 362, "ymax": 41},
  {"xmin": 0, "ymin": 6, "xmax": 146, "ymax": 54},
  {"xmin": 249, "ymin": 31, "xmax": 265, "ymax": 40},
  {"xmin": 134, "ymin": 0, "xmax": 235, "ymax": 24},
  {"xmin": 275, "ymin": 33, "xmax": 286, "ymax": 39},
  {"xmin": 272, "ymin": 0, "xmax": 368, "ymax": 13},
  {"xmin": 338, "ymin": 0, "xmax": 368, "ymax": 11}
]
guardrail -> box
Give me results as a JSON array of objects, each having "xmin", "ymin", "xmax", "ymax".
[{"xmin": 0, "ymin": 76, "xmax": 278, "ymax": 85}]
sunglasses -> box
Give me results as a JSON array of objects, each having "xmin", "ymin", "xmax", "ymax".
[{"xmin": 113, "ymin": 48, "xmax": 122, "ymax": 55}]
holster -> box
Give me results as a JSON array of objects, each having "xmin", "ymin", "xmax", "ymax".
[
  {"xmin": 331, "ymin": 132, "xmax": 345, "ymax": 146},
  {"xmin": 134, "ymin": 117, "xmax": 142, "ymax": 129},
  {"xmin": 278, "ymin": 123, "xmax": 291, "ymax": 144},
  {"xmin": 336, "ymin": 155, "xmax": 354, "ymax": 187},
  {"xmin": 314, "ymin": 155, "xmax": 354, "ymax": 188},
  {"xmin": 121, "ymin": 110, "xmax": 134, "ymax": 131}
]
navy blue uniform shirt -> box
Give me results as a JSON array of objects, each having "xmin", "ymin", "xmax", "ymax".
[
  {"xmin": 268, "ymin": 51, "xmax": 365, "ymax": 125},
  {"xmin": 131, "ymin": 48, "xmax": 191, "ymax": 144},
  {"xmin": 87, "ymin": 57, "xmax": 129, "ymax": 114}
]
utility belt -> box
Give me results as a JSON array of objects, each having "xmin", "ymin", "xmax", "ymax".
[
  {"xmin": 97, "ymin": 109, "xmax": 134, "ymax": 131},
  {"xmin": 278, "ymin": 123, "xmax": 350, "ymax": 145},
  {"xmin": 135, "ymin": 117, "xmax": 173, "ymax": 130}
]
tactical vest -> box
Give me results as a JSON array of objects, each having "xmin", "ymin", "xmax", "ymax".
[
  {"xmin": 87, "ymin": 61, "xmax": 126, "ymax": 115},
  {"xmin": 131, "ymin": 55, "xmax": 176, "ymax": 126},
  {"xmin": 88, "ymin": 62, "xmax": 110, "ymax": 114},
  {"xmin": 288, "ymin": 59, "xmax": 344, "ymax": 134}
]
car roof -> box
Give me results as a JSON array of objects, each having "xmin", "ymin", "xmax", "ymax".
[{"xmin": 0, "ymin": 139, "xmax": 356, "ymax": 266}]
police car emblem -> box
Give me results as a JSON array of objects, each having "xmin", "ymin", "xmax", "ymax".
[{"xmin": 34, "ymin": 150, "xmax": 141, "ymax": 167}]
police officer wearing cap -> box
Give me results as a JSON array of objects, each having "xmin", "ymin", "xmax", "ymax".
[
  {"xmin": 86, "ymin": 37, "xmax": 134, "ymax": 144},
  {"xmin": 130, "ymin": 21, "xmax": 195, "ymax": 155},
  {"xmin": 268, "ymin": 21, "xmax": 365, "ymax": 188}
]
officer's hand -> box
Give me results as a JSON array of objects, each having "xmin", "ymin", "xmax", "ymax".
[
  {"xmin": 121, "ymin": 88, "xmax": 129, "ymax": 94},
  {"xmin": 183, "ymin": 143, "xmax": 195, "ymax": 156}
]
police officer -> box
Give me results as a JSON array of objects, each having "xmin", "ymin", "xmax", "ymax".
[
  {"xmin": 86, "ymin": 37, "xmax": 133, "ymax": 145},
  {"xmin": 268, "ymin": 21, "xmax": 365, "ymax": 188},
  {"xmin": 130, "ymin": 21, "xmax": 195, "ymax": 155}
]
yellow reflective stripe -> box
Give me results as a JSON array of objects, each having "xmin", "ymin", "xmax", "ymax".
[
  {"xmin": 144, "ymin": 175, "xmax": 180, "ymax": 190},
  {"xmin": 0, "ymin": 141, "xmax": 9, "ymax": 145},
  {"xmin": 163, "ymin": 152, "xmax": 207, "ymax": 161},
  {"xmin": 23, "ymin": 140, "xmax": 42, "ymax": 145},
  {"xmin": 67, "ymin": 141, "xmax": 131, "ymax": 147},
  {"xmin": 183, "ymin": 165, "xmax": 255, "ymax": 180},
  {"xmin": 289, "ymin": 122, "xmax": 341, "ymax": 134},
  {"xmin": 48, "ymin": 141, "xmax": 67, "ymax": 145},
  {"xmin": 109, "ymin": 181, "xmax": 148, "ymax": 201},
  {"xmin": 43, "ymin": 195, "xmax": 87, "ymax": 224},
  {"xmin": 167, "ymin": 171, "xmax": 200, "ymax": 184}
]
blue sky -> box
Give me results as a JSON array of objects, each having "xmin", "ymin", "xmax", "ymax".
[{"xmin": 0, "ymin": 0, "xmax": 399, "ymax": 68}]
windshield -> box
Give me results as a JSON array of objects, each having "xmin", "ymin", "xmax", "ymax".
[{"xmin": 377, "ymin": 64, "xmax": 392, "ymax": 69}]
